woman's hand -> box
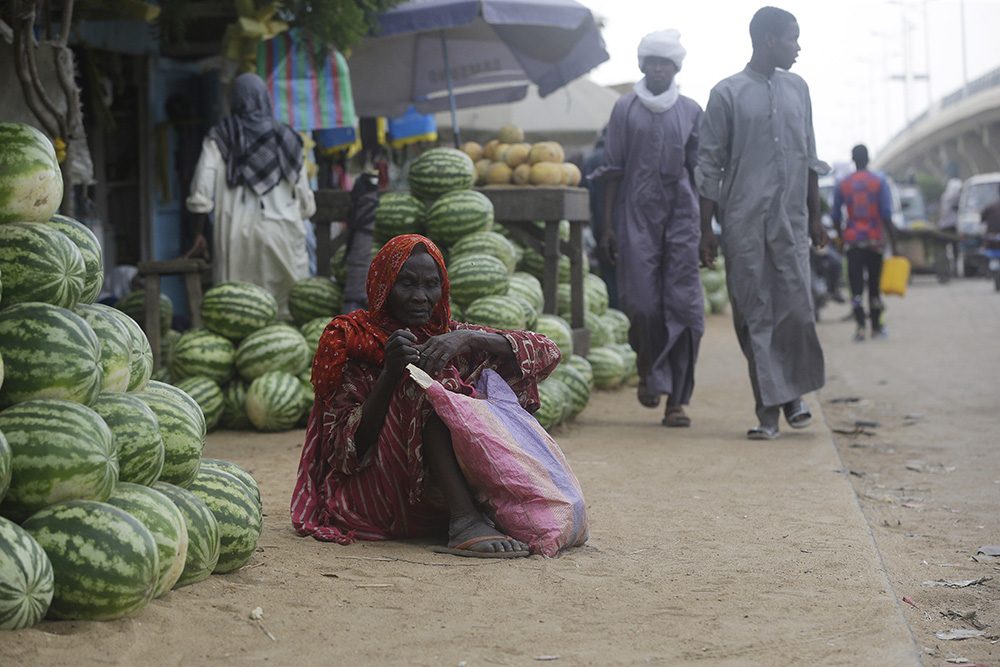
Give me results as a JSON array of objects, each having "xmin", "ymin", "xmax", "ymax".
[
  {"xmin": 416, "ymin": 330, "xmax": 473, "ymax": 376},
  {"xmin": 384, "ymin": 329, "xmax": 420, "ymax": 379}
]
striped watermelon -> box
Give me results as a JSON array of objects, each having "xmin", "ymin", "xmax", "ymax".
[
  {"xmin": 585, "ymin": 311, "xmax": 613, "ymax": 349},
  {"xmin": 448, "ymin": 253, "xmax": 510, "ymax": 308},
  {"xmin": 517, "ymin": 246, "xmax": 571, "ymax": 284},
  {"xmin": 218, "ymin": 379, "xmax": 252, "ymax": 430},
  {"xmin": 161, "ymin": 328, "xmax": 182, "ymax": 370},
  {"xmin": 245, "ymin": 370, "xmax": 305, "ymax": 432},
  {"xmin": 557, "ymin": 282, "xmax": 590, "ymax": 319},
  {"xmin": 301, "ymin": 316, "xmax": 331, "ymax": 353},
  {"xmin": 235, "ymin": 324, "xmax": 311, "ymax": 381},
  {"xmin": 22, "ymin": 500, "xmax": 158, "ymax": 621},
  {"xmin": 449, "ymin": 230, "xmax": 517, "ymax": 274},
  {"xmin": 0, "ymin": 302, "xmax": 103, "ymax": 409},
  {"xmin": 531, "ymin": 313, "xmax": 573, "ymax": 361},
  {"xmin": 186, "ymin": 467, "xmax": 262, "ymax": 574},
  {"xmin": 102, "ymin": 304, "xmax": 153, "ymax": 392},
  {"xmin": 601, "ymin": 308, "xmax": 631, "ymax": 345},
  {"xmin": 288, "ymin": 276, "xmax": 343, "ymax": 326},
  {"xmin": 425, "ymin": 189, "xmax": 494, "ymax": 247},
  {"xmin": 45, "ymin": 214, "xmax": 104, "ymax": 305},
  {"xmin": 567, "ymin": 354, "xmax": 594, "ymax": 388},
  {"xmin": 200, "ymin": 281, "xmax": 278, "ymax": 342},
  {"xmin": 373, "ymin": 191, "xmax": 426, "ymax": 244},
  {"xmin": 0, "ymin": 428, "xmax": 9, "ymax": 503},
  {"xmin": 91, "ymin": 391, "xmax": 164, "ymax": 487},
  {"xmin": 330, "ymin": 244, "xmax": 348, "ymax": 285},
  {"xmin": 587, "ymin": 346, "xmax": 626, "ymax": 389},
  {"xmin": 406, "ymin": 146, "xmax": 475, "ymax": 201},
  {"xmin": 534, "ymin": 379, "xmax": 568, "ymax": 431},
  {"xmin": 507, "ymin": 294, "xmax": 538, "ymax": 330},
  {"xmin": 173, "ymin": 376, "xmax": 224, "ymax": 431},
  {"xmin": 0, "ymin": 221, "xmax": 85, "ymax": 309},
  {"xmin": 583, "ymin": 272, "xmax": 610, "ymax": 316},
  {"xmin": 105, "ymin": 482, "xmax": 188, "ymax": 598},
  {"xmin": 134, "ymin": 381, "xmax": 206, "ymax": 488},
  {"xmin": 76, "ymin": 303, "xmax": 133, "ymax": 392},
  {"xmin": 544, "ymin": 376, "xmax": 575, "ymax": 423},
  {"xmin": 169, "ymin": 328, "xmax": 236, "ymax": 385},
  {"xmin": 0, "ymin": 122, "xmax": 63, "ymax": 224},
  {"xmin": 114, "ymin": 289, "xmax": 173, "ymax": 336},
  {"xmin": 0, "ymin": 399, "xmax": 118, "ymax": 522},
  {"xmin": 0, "ymin": 516, "xmax": 53, "ymax": 630},
  {"xmin": 506, "ymin": 271, "xmax": 544, "ymax": 312},
  {"xmin": 152, "ymin": 481, "xmax": 220, "ymax": 589},
  {"xmin": 201, "ymin": 458, "xmax": 261, "ymax": 511},
  {"xmin": 296, "ymin": 373, "xmax": 314, "ymax": 427},
  {"xmin": 463, "ymin": 295, "xmax": 526, "ymax": 330},
  {"xmin": 613, "ymin": 343, "xmax": 640, "ymax": 386},
  {"xmin": 550, "ymin": 362, "xmax": 591, "ymax": 418}
]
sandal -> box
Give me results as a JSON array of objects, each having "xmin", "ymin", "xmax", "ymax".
[
  {"xmin": 747, "ymin": 424, "xmax": 780, "ymax": 440},
  {"xmin": 662, "ymin": 405, "xmax": 691, "ymax": 427},
  {"xmin": 783, "ymin": 399, "xmax": 812, "ymax": 429},
  {"xmin": 637, "ymin": 378, "xmax": 660, "ymax": 409}
]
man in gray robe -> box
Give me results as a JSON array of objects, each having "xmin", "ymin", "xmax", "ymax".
[
  {"xmin": 594, "ymin": 29, "xmax": 705, "ymax": 428},
  {"xmin": 695, "ymin": 7, "xmax": 829, "ymax": 440}
]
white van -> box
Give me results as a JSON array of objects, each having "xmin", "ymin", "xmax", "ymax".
[{"xmin": 957, "ymin": 173, "xmax": 1000, "ymax": 238}]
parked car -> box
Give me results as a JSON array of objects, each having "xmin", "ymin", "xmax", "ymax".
[{"xmin": 956, "ymin": 172, "xmax": 1000, "ymax": 276}]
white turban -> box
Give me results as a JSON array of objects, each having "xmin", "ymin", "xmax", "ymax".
[{"xmin": 637, "ymin": 29, "xmax": 686, "ymax": 71}]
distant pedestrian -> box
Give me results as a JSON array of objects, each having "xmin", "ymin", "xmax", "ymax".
[
  {"xmin": 581, "ymin": 127, "xmax": 618, "ymax": 309},
  {"xmin": 593, "ymin": 29, "xmax": 704, "ymax": 428},
  {"xmin": 831, "ymin": 144, "xmax": 899, "ymax": 342},
  {"xmin": 696, "ymin": 6, "xmax": 829, "ymax": 440}
]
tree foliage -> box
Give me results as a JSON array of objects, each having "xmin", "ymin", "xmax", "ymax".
[{"xmin": 279, "ymin": 0, "xmax": 404, "ymax": 53}]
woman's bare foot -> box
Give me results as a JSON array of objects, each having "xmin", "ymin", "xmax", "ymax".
[{"xmin": 444, "ymin": 513, "xmax": 529, "ymax": 555}]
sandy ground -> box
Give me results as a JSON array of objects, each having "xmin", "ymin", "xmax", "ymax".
[{"xmin": 4, "ymin": 274, "xmax": 999, "ymax": 666}]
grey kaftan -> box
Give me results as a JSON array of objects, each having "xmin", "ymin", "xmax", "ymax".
[
  {"xmin": 593, "ymin": 92, "xmax": 704, "ymax": 403},
  {"xmin": 695, "ymin": 66, "xmax": 828, "ymax": 410}
]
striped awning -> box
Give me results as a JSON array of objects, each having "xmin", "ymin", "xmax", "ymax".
[{"xmin": 257, "ymin": 29, "xmax": 357, "ymax": 131}]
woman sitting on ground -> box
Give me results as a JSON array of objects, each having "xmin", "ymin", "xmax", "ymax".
[{"xmin": 291, "ymin": 234, "xmax": 561, "ymax": 557}]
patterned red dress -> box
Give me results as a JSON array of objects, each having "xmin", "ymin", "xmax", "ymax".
[{"xmin": 290, "ymin": 235, "xmax": 561, "ymax": 543}]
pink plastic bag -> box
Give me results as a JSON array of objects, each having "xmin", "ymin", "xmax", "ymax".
[{"xmin": 408, "ymin": 364, "xmax": 588, "ymax": 557}]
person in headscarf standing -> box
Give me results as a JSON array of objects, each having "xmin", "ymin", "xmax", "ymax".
[
  {"xmin": 593, "ymin": 29, "xmax": 705, "ymax": 428},
  {"xmin": 696, "ymin": 7, "xmax": 829, "ymax": 440},
  {"xmin": 186, "ymin": 72, "xmax": 316, "ymax": 316}
]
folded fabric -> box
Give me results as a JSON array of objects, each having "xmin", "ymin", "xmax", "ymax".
[{"xmin": 407, "ymin": 364, "xmax": 588, "ymax": 557}]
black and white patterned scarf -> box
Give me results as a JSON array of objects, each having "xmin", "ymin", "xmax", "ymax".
[{"xmin": 209, "ymin": 73, "xmax": 304, "ymax": 196}]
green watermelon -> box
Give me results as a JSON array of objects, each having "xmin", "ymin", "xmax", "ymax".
[
  {"xmin": 0, "ymin": 516, "xmax": 53, "ymax": 630},
  {"xmin": 169, "ymin": 328, "xmax": 236, "ymax": 385},
  {"xmin": 373, "ymin": 191, "xmax": 426, "ymax": 244},
  {"xmin": 301, "ymin": 316, "xmax": 331, "ymax": 353},
  {"xmin": 134, "ymin": 381, "xmax": 206, "ymax": 488},
  {"xmin": 425, "ymin": 189, "xmax": 494, "ymax": 247},
  {"xmin": 0, "ymin": 399, "xmax": 118, "ymax": 522},
  {"xmin": 0, "ymin": 302, "xmax": 103, "ymax": 409},
  {"xmin": 102, "ymin": 304, "xmax": 153, "ymax": 392},
  {"xmin": 288, "ymin": 276, "xmax": 343, "ymax": 326},
  {"xmin": 76, "ymin": 303, "xmax": 133, "ymax": 392},
  {"xmin": 200, "ymin": 458, "xmax": 261, "ymax": 511},
  {"xmin": 583, "ymin": 272, "xmax": 610, "ymax": 316},
  {"xmin": 566, "ymin": 354, "xmax": 594, "ymax": 389},
  {"xmin": 587, "ymin": 346, "xmax": 626, "ymax": 389},
  {"xmin": 105, "ymin": 482, "xmax": 188, "ymax": 598},
  {"xmin": 601, "ymin": 308, "xmax": 631, "ymax": 345},
  {"xmin": 186, "ymin": 467, "xmax": 262, "ymax": 574},
  {"xmin": 0, "ymin": 428, "xmax": 9, "ymax": 503},
  {"xmin": 152, "ymin": 481, "xmax": 220, "ymax": 589},
  {"xmin": 531, "ymin": 313, "xmax": 573, "ymax": 361},
  {"xmin": 506, "ymin": 271, "xmax": 544, "ymax": 312},
  {"xmin": 557, "ymin": 282, "xmax": 590, "ymax": 319},
  {"xmin": 517, "ymin": 246, "xmax": 571, "ymax": 284},
  {"xmin": 200, "ymin": 281, "xmax": 278, "ymax": 342},
  {"xmin": 90, "ymin": 391, "xmax": 164, "ymax": 487},
  {"xmin": 161, "ymin": 328, "xmax": 182, "ymax": 370},
  {"xmin": 585, "ymin": 311, "xmax": 613, "ymax": 349},
  {"xmin": 700, "ymin": 268, "xmax": 725, "ymax": 293},
  {"xmin": 235, "ymin": 324, "xmax": 311, "ymax": 381},
  {"xmin": 45, "ymin": 214, "xmax": 104, "ymax": 305},
  {"xmin": 450, "ymin": 231, "xmax": 518, "ymax": 274},
  {"xmin": 613, "ymin": 343, "xmax": 640, "ymax": 386},
  {"xmin": 534, "ymin": 379, "xmax": 568, "ymax": 431},
  {"xmin": 707, "ymin": 287, "xmax": 728, "ymax": 315},
  {"xmin": 115, "ymin": 289, "xmax": 173, "ymax": 336},
  {"xmin": 463, "ymin": 295, "xmax": 526, "ymax": 330},
  {"xmin": 550, "ymin": 363, "xmax": 591, "ymax": 418},
  {"xmin": 0, "ymin": 122, "xmax": 63, "ymax": 224},
  {"xmin": 0, "ymin": 221, "xmax": 85, "ymax": 309},
  {"xmin": 407, "ymin": 146, "xmax": 475, "ymax": 201},
  {"xmin": 218, "ymin": 379, "xmax": 252, "ymax": 430},
  {"xmin": 330, "ymin": 244, "xmax": 348, "ymax": 285},
  {"xmin": 22, "ymin": 500, "xmax": 158, "ymax": 621},
  {"xmin": 173, "ymin": 376, "xmax": 224, "ymax": 431},
  {"xmin": 448, "ymin": 253, "xmax": 510, "ymax": 308},
  {"xmin": 507, "ymin": 294, "xmax": 538, "ymax": 330},
  {"xmin": 245, "ymin": 370, "xmax": 306, "ymax": 432}
]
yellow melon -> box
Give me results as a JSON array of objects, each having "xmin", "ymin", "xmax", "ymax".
[
  {"xmin": 560, "ymin": 162, "xmax": 582, "ymax": 187},
  {"xmin": 512, "ymin": 163, "xmax": 532, "ymax": 185},
  {"xmin": 504, "ymin": 143, "xmax": 532, "ymax": 168},
  {"xmin": 483, "ymin": 139, "xmax": 501, "ymax": 161},
  {"xmin": 528, "ymin": 161, "xmax": 564, "ymax": 186},
  {"xmin": 528, "ymin": 141, "xmax": 564, "ymax": 165},
  {"xmin": 497, "ymin": 124, "xmax": 524, "ymax": 144},
  {"xmin": 493, "ymin": 142, "xmax": 511, "ymax": 164},
  {"xmin": 461, "ymin": 141, "xmax": 484, "ymax": 163},
  {"xmin": 474, "ymin": 158, "xmax": 493, "ymax": 185},
  {"xmin": 486, "ymin": 161, "xmax": 514, "ymax": 184}
]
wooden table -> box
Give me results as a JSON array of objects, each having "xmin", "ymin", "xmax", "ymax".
[{"xmin": 312, "ymin": 189, "xmax": 352, "ymax": 279}]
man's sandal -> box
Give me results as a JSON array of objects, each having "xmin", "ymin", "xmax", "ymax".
[
  {"xmin": 747, "ymin": 425, "xmax": 780, "ymax": 440},
  {"xmin": 783, "ymin": 399, "xmax": 812, "ymax": 429},
  {"xmin": 662, "ymin": 405, "xmax": 691, "ymax": 427}
]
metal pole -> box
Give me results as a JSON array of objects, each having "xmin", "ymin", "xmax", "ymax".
[
  {"xmin": 959, "ymin": 0, "xmax": 968, "ymax": 94},
  {"xmin": 440, "ymin": 29, "xmax": 462, "ymax": 147}
]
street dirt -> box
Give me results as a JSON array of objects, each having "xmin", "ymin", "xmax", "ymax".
[{"xmin": 3, "ymin": 274, "xmax": 998, "ymax": 666}]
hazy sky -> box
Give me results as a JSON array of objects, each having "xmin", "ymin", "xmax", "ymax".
[{"xmin": 581, "ymin": 0, "xmax": 1000, "ymax": 166}]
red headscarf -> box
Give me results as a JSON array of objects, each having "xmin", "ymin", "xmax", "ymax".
[{"xmin": 311, "ymin": 235, "xmax": 451, "ymax": 396}]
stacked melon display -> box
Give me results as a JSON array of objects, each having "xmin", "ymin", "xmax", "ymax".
[
  {"xmin": 0, "ymin": 122, "xmax": 262, "ymax": 629},
  {"xmin": 460, "ymin": 124, "xmax": 583, "ymax": 188},
  {"xmin": 701, "ymin": 256, "xmax": 729, "ymax": 315}
]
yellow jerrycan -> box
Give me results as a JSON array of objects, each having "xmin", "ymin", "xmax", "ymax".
[{"xmin": 881, "ymin": 256, "xmax": 911, "ymax": 296}]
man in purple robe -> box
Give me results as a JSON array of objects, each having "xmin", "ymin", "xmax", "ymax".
[{"xmin": 594, "ymin": 29, "xmax": 704, "ymax": 427}]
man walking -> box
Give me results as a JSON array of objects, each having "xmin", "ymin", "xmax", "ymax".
[
  {"xmin": 696, "ymin": 6, "xmax": 829, "ymax": 440},
  {"xmin": 831, "ymin": 144, "xmax": 898, "ymax": 341}
]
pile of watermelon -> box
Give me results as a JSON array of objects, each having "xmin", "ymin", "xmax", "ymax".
[
  {"xmin": 0, "ymin": 122, "xmax": 262, "ymax": 630},
  {"xmin": 701, "ymin": 256, "xmax": 729, "ymax": 315}
]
